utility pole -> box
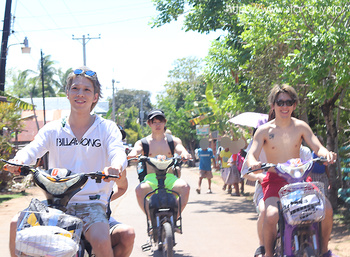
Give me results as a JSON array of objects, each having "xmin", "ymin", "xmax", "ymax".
[
  {"xmin": 41, "ymin": 49, "xmax": 48, "ymax": 170},
  {"xmin": 40, "ymin": 49, "xmax": 46, "ymax": 126},
  {"xmin": 140, "ymin": 95, "xmax": 144, "ymax": 127},
  {"xmin": 111, "ymin": 79, "xmax": 116, "ymax": 122},
  {"xmin": 0, "ymin": 0, "xmax": 12, "ymax": 92},
  {"xmin": 72, "ymin": 34, "xmax": 100, "ymax": 66}
]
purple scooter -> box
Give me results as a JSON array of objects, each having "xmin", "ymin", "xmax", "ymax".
[{"xmin": 249, "ymin": 158, "xmax": 327, "ymax": 257}]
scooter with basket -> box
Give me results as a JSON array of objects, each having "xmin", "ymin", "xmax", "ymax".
[
  {"xmin": 248, "ymin": 157, "xmax": 328, "ymax": 257},
  {"xmin": 129, "ymin": 155, "xmax": 183, "ymax": 257},
  {"xmin": 2, "ymin": 159, "xmax": 119, "ymax": 257}
]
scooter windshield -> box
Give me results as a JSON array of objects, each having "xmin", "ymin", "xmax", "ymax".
[
  {"xmin": 35, "ymin": 171, "xmax": 84, "ymax": 195},
  {"xmin": 147, "ymin": 157, "xmax": 175, "ymax": 171},
  {"xmin": 276, "ymin": 158, "xmax": 313, "ymax": 179}
]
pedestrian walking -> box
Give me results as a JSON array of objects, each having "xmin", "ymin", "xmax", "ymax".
[{"xmin": 196, "ymin": 138, "xmax": 217, "ymax": 194}]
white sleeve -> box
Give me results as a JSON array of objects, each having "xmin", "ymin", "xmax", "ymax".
[
  {"xmin": 15, "ymin": 123, "xmax": 52, "ymax": 165},
  {"xmin": 105, "ymin": 122, "xmax": 127, "ymax": 170}
]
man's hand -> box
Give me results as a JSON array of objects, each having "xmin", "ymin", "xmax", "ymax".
[
  {"xmin": 180, "ymin": 153, "xmax": 192, "ymax": 161},
  {"xmin": 249, "ymin": 161, "xmax": 263, "ymax": 173},
  {"xmin": 3, "ymin": 159, "xmax": 23, "ymax": 176},
  {"xmin": 103, "ymin": 166, "xmax": 122, "ymax": 182},
  {"xmin": 326, "ymin": 151, "xmax": 337, "ymax": 164}
]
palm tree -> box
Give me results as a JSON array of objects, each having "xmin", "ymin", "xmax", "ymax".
[
  {"xmin": 56, "ymin": 67, "xmax": 73, "ymax": 96},
  {"xmin": 9, "ymin": 69, "xmax": 36, "ymax": 98},
  {"xmin": 34, "ymin": 54, "xmax": 60, "ymax": 97}
]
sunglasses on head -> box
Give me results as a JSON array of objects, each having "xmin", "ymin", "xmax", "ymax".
[
  {"xmin": 74, "ymin": 69, "xmax": 96, "ymax": 77},
  {"xmin": 275, "ymin": 99, "xmax": 295, "ymax": 107}
]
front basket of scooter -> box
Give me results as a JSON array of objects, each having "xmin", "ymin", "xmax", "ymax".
[
  {"xmin": 279, "ymin": 182, "xmax": 326, "ymax": 225},
  {"xmin": 15, "ymin": 210, "xmax": 83, "ymax": 257}
]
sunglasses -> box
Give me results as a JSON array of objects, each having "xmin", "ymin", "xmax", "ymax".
[
  {"xmin": 275, "ymin": 99, "xmax": 295, "ymax": 107},
  {"xmin": 74, "ymin": 69, "xmax": 96, "ymax": 77}
]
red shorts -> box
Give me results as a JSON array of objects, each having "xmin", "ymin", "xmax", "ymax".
[{"xmin": 261, "ymin": 172, "xmax": 288, "ymax": 201}]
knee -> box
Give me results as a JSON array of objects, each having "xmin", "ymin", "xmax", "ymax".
[
  {"xmin": 135, "ymin": 186, "xmax": 141, "ymax": 198},
  {"xmin": 122, "ymin": 227, "xmax": 135, "ymax": 245},
  {"xmin": 135, "ymin": 184, "xmax": 146, "ymax": 199},
  {"xmin": 265, "ymin": 210, "xmax": 279, "ymax": 226},
  {"xmin": 90, "ymin": 235, "xmax": 110, "ymax": 250},
  {"xmin": 180, "ymin": 183, "xmax": 190, "ymax": 198},
  {"xmin": 10, "ymin": 219, "xmax": 17, "ymax": 230},
  {"xmin": 10, "ymin": 214, "xmax": 19, "ymax": 231},
  {"xmin": 184, "ymin": 183, "xmax": 190, "ymax": 194}
]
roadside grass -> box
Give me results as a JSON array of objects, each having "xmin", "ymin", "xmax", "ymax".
[{"xmin": 0, "ymin": 191, "xmax": 27, "ymax": 204}]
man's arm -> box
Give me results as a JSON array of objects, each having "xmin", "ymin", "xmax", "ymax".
[
  {"xmin": 110, "ymin": 169, "xmax": 128, "ymax": 201},
  {"xmin": 128, "ymin": 140, "xmax": 143, "ymax": 157},
  {"xmin": 246, "ymin": 128, "xmax": 265, "ymax": 171},
  {"xmin": 301, "ymin": 122, "xmax": 337, "ymax": 163},
  {"xmin": 173, "ymin": 136, "xmax": 192, "ymax": 159}
]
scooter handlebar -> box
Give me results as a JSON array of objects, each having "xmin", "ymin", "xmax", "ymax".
[{"xmin": 1, "ymin": 159, "xmax": 119, "ymax": 183}]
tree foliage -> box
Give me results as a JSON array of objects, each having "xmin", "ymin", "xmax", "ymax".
[
  {"xmin": 0, "ymin": 101, "xmax": 25, "ymax": 191},
  {"xmin": 151, "ymin": 0, "xmax": 350, "ymax": 206},
  {"xmin": 6, "ymin": 55, "xmax": 70, "ymax": 99}
]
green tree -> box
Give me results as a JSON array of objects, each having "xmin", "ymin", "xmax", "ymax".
[
  {"xmin": 157, "ymin": 57, "xmax": 208, "ymax": 163},
  {"xmin": 109, "ymin": 89, "xmax": 153, "ymax": 125},
  {"xmin": 35, "ymin": 54, "xmax": 60, "ymax": 97},
  {"xmin": 0, "ymin": 100, "xmax": 26, "ymax": 191},
  {"xmin": 237, "ymin": 0, "xmax": 350, "ymax": 205},
  {"xmin": 8, "ymin": 69, "xmax": 37, "ymax": 98},
  {"xmin": 151, "ymin": 0, "xmax": 350, "ymax": 206},
  {"xmin": 8, "ymin": 55, "xmax": 64, "ymax": 98},
  {"xmin": 56, "ymin": 68, "xmax": 73, "ymax": 96},
  {"xmin": 122, "ymin": 106, "xmax": 146, "ymax": 145}
]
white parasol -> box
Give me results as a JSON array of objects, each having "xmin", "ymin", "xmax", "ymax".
[{"xmin": 228, "ymin": 112, "xmax": 268, "ymax": 128}]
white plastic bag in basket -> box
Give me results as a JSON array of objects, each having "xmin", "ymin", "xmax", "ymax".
[
  {"xmin": 16, "ymin": 225, "xmax": 78, "ymax": 257},
  {"xmin": 284, "ymin": 193, "xmax": 325, "ymax": 225}
]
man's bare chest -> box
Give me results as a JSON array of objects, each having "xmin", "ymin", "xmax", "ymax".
[
  {"xmin": 264, "ymin": 129, "xmax": 302, "ymax": 162},
  {"xmin": 148, "ymin": 141, "xmax": 172, "ymax": 157}
]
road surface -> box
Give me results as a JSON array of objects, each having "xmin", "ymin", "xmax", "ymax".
[{"xmin": 112, "ymin": 165, "xmax": 259, "ymax": 257}]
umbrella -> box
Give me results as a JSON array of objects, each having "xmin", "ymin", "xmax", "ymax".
[{"xmin": 228, "ymin": 112, "xmax": 268, "ymax": 128}]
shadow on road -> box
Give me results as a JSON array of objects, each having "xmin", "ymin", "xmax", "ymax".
[
  {"xmin": 148, "ymin": 249, "xmax": 194, "ymax": 257},
  {"xmin": 187, "ymin": 197, "xmax": 257, "ymax": 218}
]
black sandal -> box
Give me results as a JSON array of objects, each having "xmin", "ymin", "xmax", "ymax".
[{"xmin": 254, "ymin": 246, "xmax": 265, "ymax": 257}]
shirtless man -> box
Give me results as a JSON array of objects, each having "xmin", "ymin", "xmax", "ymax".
[
  {"xmin": 128, "ymin": 109, "xmax": 191, "ymax": 214},
  {"xmin": 247, "ymin": 84, "xmax": 337, "ymax": 257}
]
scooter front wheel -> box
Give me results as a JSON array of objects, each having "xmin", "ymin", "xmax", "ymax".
[
  {"xmin": 160, "ymin": 222, "xmax": 174, "ymax": 257},
  {"xmin": 301, "ymin": 246, "xmax": 316, "ymax": 257}
]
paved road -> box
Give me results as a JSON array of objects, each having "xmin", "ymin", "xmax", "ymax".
[
  {"xmin": 0, "ymin": 166, "xmax": 259, "ymax": 257},
  {"xmin": 111, "ymin": 165, "xmax": 259, "ymax": 257}
]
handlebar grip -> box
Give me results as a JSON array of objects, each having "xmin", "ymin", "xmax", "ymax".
[
  {"xmin": 19, "ymin": 166, "xmax": 31, "ymax": 176},
  {"xmin": 1, "ymin": 159, "xmax": 31, "ymax": 176}
]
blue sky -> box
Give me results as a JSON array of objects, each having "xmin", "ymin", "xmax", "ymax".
[{"xmin": 2, "ymin": 0, "xmax": 223, "ymax": 103}]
